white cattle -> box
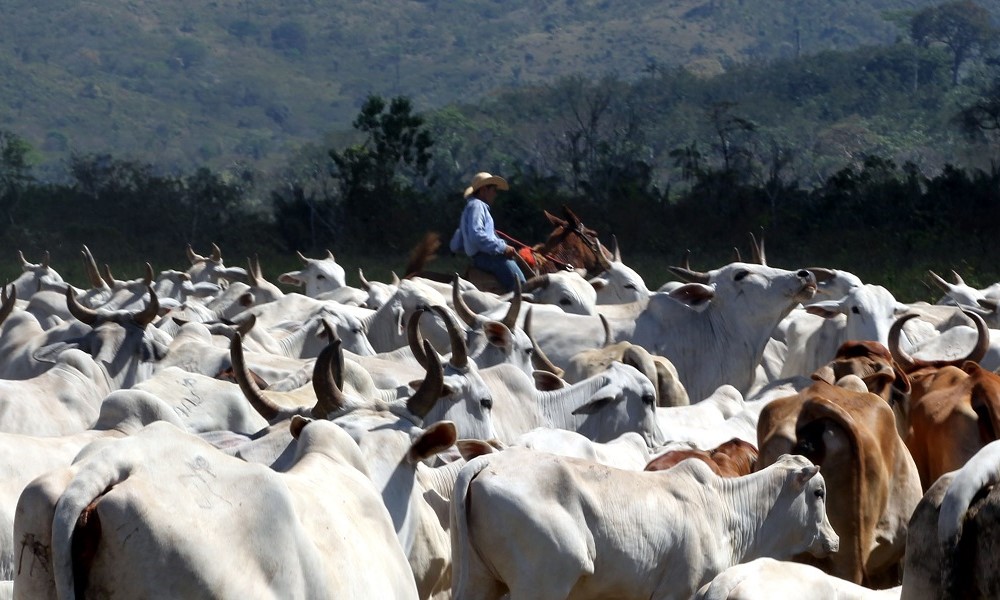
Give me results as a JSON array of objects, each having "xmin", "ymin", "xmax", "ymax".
[
  {"xmin": 331, "ymin": 414, "xmax": 460, "ymax": 599},
  {"xmin": 589, "ymin": 238, "xmax": 652, "ymax": 304},
  {"xmin": 0, "ymin": 302, "xmax": 90, "ymax": 380},
  {"xmin": 234, "ymin": 329, "xmax": 499, "ymax": 443},
  {"xmin": 511, "ymin": 428, "xmax": 651, "ymax": 470},
  {"xmin": 37, "ymin": 288, "xmax": 171, "ymax": 390},
  {"xmin": 9, "ymin": 251, "xmax": 64, "ymax": 301},
  {"xmin": 564, "ymin": 340, "xmax": 689, "ymax": 407},
  {"xmin": 695, "ymin": 558, "xmax": 901, "ymax": 600},
  {"xmin": 778, "ymin": 284, "xmax": 909, "ymax": 379},
  {"xmin": 0, "ymin": 390, "xmax": 186, "ymax": 580},
  {"xmin": 278, "ymin": 249, "xmax": 348, "ymax": 296},
  {"xmin": 184, "ymin": 243, "xmax": 247, "ymax": 287},
  {"xmin": 0, "ymin": 349, "xmax": 111, "ymax": 436},
  {"xmin": 526, "ymin": 262, "xmax": 817, "ymax": 401},
  {"xmin": 133, "ymin": 367, "xmax": 270, "ymax": 434},
  {"xmin": 13, "ymin": 419, "xmax": 418, "ymax": 599},
  {"xmin": 479, "ymin": 361, "xmax": 663, "ymax": 447},
  {"xmin": 451, "ymin": 451, "xmax": 838, "ymax": 600}
]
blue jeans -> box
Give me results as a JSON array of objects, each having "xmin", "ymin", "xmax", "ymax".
[{"xmin": 473, "ymin": 253, "xmax": 526, "ymax": 293}]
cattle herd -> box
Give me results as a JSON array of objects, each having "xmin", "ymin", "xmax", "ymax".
[{"xmin": 0, "ymin": 240, "xmax": 999, "ymax": 599}]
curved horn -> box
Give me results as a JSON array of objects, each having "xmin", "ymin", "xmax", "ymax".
[
  {"xmin": 964, "ymin": 309, "xmax": 990, "ymax": 364},
  {"xmin": 101, "ymin": 264, "xmax": 116, "ymax": 288},
  {"xmin": 80, "ymin": 245, "xmax": 105, "ymax": 288},
  {"xmin": 296, "ymin": 250, "xmax": 309, "ymax": 265},
  {"xmin": 186, "ymin": 244, "xmax": 203, "ymax": 264},
  {"xmin": 523, "ymin": 307, "xmax": 563, "ymax": 376},
  {"xmin": 594, "ymin": 238, "xmax": 613, "ymax": 272},
  {"xmin": 452, "ymin": 274, "xmax": 482, "ymax": 327},
  {"xmin": 599, "ymin": 314, "xmax": 612, "ymax": 347},
  {"xmin": 430, "ymin": 305, "xmax": 468, "ymax": 370},
  {"xmin": 888, "ymin": 314, "xmax": 920, "ymax": 373},
  {"xmin": 408, "ymin": 308, "xmax": 429, "ymax": 369},
  {"xmin": 889, "ymin": 310, "xmax": 990, "ymax": 372},
  {"xmin": 311, "ymin": 336, "xmax": 348, "ymax": 419},
  {"xmin": 326, "ymin": 249, "xmax": 335, "ymax": 260},
  {"xmin": 143, "ymin": 262, "xmax": 154, "ymax": 285},
  {"xmin": 749, "ymin": 231, "xmax": 766, "ymax": 266},
  {"xmin": 41, "ymin": 251, "xmax": 50, "ymax": 269},
  {"xmin": 668, "ymin": 266, "xmax": 711, "ymax": 285},
  {"xmin": 0, "ymin": 285, "xmax": 15, "ymax": 325},
  {"xmin": 406, "ymin": 339, "xmax": 443, "ymax": 419},
  {"xmin": 66, "ymin": 287, "xmax": 99, "ymax": 325},
  {"xmin": 235, "ymin": 313, "xmax": 256, "ymax": 336},
  {"xmin": 391, "ymin": 271, "xmax": 401, "ymax": 286},
  {"xmin": 732, "ymin": 247, "xmax": 742, "ymax": 263},
  {"xmin": 210, "ymin": 243, "xmax": 222, "ymax": 262},
  {"xmin": 611, "ymin": 235, "xmax": 622, "ymax": 263},
  {"xmin": 131, "ymin": 287, "xmax": 159, "ymax": 328},
  {"xmin": 502, "ymin": 277, "xmax": 521, "ymax": 329},
  {"xmin": 17, "ymin": 251, "xmax": 27, "ymax": 267},
  {"xmin": 928, "ymin": 270, "xmax": 952, "ymax": 293},
  {"xmin": 681, "ymin": 249, "xmax": 691, "ymax": 270},
  {"xmin": 521, "ymin": 274, "xmax": 551, "ymax": 292},
  {"xmin": 246, "ymin": 257, "xmax": 260, "ymax": 287},
  {"xmin": 230, "ymin": 332, "xmax": 281, "ymax": 421},
  {"xmin": 358, "ymin": 268, "xmax": 372, "ymax": 291},
  {"xmin": 951, "ymin": 270, "xmax": 966, "ymax": 286}
]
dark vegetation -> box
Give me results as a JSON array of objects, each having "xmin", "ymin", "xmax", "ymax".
[{"xmin": 1, "ymin": 2, "xmax": 999, "ymax": 301}]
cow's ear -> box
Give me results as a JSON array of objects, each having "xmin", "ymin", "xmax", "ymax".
[
  {"xmin": 811, "ymin": 366, "xmax": 835, "ymax": 384},
  {"xmin": 33, "ymin": 341, "xmax": 77, "ymax": 364},
  {"xmin": 590, "ymin": 277, "xmax": 608, "ymax": 292},
  {"xmin": 408, "ymin": 421, "xmax": 458, "ymax": 463},
  {"xmin": 533, "ymin": 371, "xmax": 565, "ymax": 391},
  {"xmin": 456, "ymin": 439, "xmax": 497, "ymax": 461},
  {"xmin": 804, "ymin": 301, "xmax": 843, "ymax": 319},
  {"xmin": 290, "ymin": 414, "xmax": 312, "ymax": 438},
  {"xmin": 668, "ymin": 283, "xmax": 715, "ymax": 309},
  {"xmin": 793, "ymin": 464, "xmax": 820, "ymax": 489},
  {"xmin": 573, "ymin": 384, "xmax": 623, "ymax": 415},
  {"xmin": 483, "ymin": 321, "xmax": 513, "ymax": 349}
]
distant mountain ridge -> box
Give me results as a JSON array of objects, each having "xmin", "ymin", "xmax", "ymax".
[{"xmin": 0, "ymin": 0, "xmax": 970, "ymax": 178}]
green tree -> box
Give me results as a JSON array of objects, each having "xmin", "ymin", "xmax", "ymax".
[
  {"xmin": 957, "ymin": 66, "xmax": 1000, "ymax": 153},
  {"xmin": 329, "ymin": 95, "xmax": 434, "ymax": 247},
  {"xmin": 0, "ymin": 131, "xmax": 34, "ymax": 227},
  {"xmin": 910, "ymin": 1, "xmax": 997, "ymax": 85}
]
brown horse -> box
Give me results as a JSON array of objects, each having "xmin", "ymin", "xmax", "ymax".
[
  {"xmin": 529, "ymin": 205, "xmax": 613, "ymax": 277},
  {"xmin": 405, "ymin": 205, "xmax": 613, "ymax": 293}
]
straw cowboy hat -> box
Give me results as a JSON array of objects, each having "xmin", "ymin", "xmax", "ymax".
[{"xmin": 463, "ymin": 172, "xmax": 509, "ymax": 198}]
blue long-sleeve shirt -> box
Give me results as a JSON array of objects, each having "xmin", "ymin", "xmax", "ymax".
[{"xmin": 449, "ymin": 197, "xmax": 507, "ymax": 257}]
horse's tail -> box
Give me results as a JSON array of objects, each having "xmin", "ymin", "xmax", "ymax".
[{"xmin": 404, "ymin": 231, "xmax": 441, "ymax": 278}]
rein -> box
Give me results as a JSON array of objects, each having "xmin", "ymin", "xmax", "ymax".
[{"xmin": 496, "ymin": 230, "xmax": 575, "ymax": 271}]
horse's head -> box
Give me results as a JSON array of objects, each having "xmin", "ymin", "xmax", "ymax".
[{"xmin": 536, "ymin": 205, "xmax": 613, "ymax": 277}]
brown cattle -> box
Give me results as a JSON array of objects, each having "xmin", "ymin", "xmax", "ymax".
[
  {"xmin": 756, "ymin": 378, "xmax": 922, "ymax": 587},
  {"xmin": 811, "ymin": 340, "xmax": 911, "ymax": 436},
  {"xmin": 645, "ymin": 438, "xmax": 758, "ymax": 477},
  {"xmin": 902, "ymin": 361, "xmax": 1000, "ymax": 491},
  {"xmin": 888, "ymin": 311, "xmax": 998, "ymax": 491}
]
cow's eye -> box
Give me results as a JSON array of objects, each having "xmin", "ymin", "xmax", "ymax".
[
  {"xmin": 480, "ymin": 397, "xmax": 493, "ymax": 410},
  {"xmin": 851, "ymin": 306, "xmax": 860, "ymax": 314},
  {"xmin": 734, "ymin": 270, "xmax": 749, "ymax": 281},
  {"xmin": 642, "ymin": 393, "xmax": 656, "ymax": 406},
  {"xmin": 814, "ymin": 489, "xmax": 825, "ymax": 500}
]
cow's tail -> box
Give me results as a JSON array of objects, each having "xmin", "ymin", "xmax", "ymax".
[
  {"xmin": 51, "ymin": 457, "xmax": 134, "ymax": 600},
  {"xmin": 450, "ymin": 453, "xmax": 499, "ymax": 597}
]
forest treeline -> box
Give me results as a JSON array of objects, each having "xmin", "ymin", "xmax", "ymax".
[{"xmin": 1, "ymin": 2, "xmax": 999, "ymax": 300}]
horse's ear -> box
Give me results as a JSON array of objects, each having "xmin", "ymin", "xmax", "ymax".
[
  {"xmin": 562, "ymin": 205, "xmax": 582, "ymax": 227},
  {"xmin": 544, "ymin": 210, "xmax": 567, "ymax": 228}
]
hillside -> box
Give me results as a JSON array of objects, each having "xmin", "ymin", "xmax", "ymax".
[{"xmin": 0, "ymin": 0, "xmax": 962, "ymax": 180}]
